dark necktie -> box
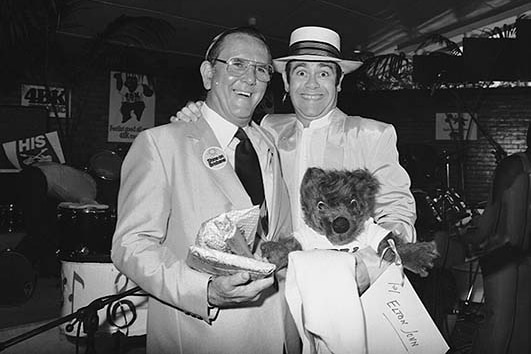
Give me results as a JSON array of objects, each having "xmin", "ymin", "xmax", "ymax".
[{"xmin": 234, "ymin": 127, "xmax": 265, "ymax": 206}]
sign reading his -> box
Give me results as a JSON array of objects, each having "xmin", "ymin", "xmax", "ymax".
[{"xmin": 2, "ymin": 131, "xmax": 65, "ymax": 169}]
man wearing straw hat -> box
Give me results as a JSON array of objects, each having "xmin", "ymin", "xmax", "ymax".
[{"xmin": 174, "ymin": 26, "xmax": 417, "ymax": 245}]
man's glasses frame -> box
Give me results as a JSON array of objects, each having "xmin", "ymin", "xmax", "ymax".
[{"xmin": 214, "ymin": 57, "xmax": 274, "ymax": 82}]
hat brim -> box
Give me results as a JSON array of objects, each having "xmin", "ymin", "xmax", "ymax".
[{"xmin": 273, "ymin": 55, "xmax": 363, "ymax": 75}]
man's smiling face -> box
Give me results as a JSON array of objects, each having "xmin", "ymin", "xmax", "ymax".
[
  {"xmin": 201, "ymin": 33, "xmax": 271, "ymax": 127},
  {"xmin": 284, "ymin": 61, "xmax": 343, "ymax": 126}
]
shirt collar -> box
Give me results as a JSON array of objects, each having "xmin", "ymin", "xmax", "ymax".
[
  {"xmin": 202, "ymin": 103, "xmax": 239, "ymax": 149},
  {"xmin": 296, "ymin": 108, "xmax": 336, "ymax": 130}
]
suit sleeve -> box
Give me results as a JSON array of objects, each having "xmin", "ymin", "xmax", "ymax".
[
  {"xmin": 369, "ymin": 125, "xmax": 417, "ymax": 242},
  {"xmin": 111, "ymin": 131, "xmax": 212, "ymax": 321}
]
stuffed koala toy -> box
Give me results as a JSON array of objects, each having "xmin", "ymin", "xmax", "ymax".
[
  {"xmin": 299, "ymin": 167, "xmax": 439, "ymax": 276},
  {"xmin": 262, "ymin": 167, "xmax": 438, "ymax": 279}
]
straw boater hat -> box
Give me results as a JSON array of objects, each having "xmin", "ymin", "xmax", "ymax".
[{"xmin": 273, "ymin": 26, "xmax": 363, "ymax": 74}]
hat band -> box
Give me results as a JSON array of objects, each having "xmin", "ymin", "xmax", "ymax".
[{"xmin": 288, "ymin": 41, "xmax": 341, "ymax": 59}]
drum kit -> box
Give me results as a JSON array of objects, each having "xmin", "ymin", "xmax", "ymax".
[
  {"xmin": 0, "ymin": 150, "xmax": 149, "ymax": 353},
  {"xmin": 0, "ymin": 203, "xmax": 35, "ymax": 307},
  {"xmin": 400, "ymin": 143, "xmax": 487, "ymax": 340}
]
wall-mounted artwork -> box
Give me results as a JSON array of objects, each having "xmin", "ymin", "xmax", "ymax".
[
  {"xmin": 435, "ymin": 112, "xmax": 477, "ymax": 141},
  {"xmin": 108, "ymin": 71, "xmax": 155, "ymax": 142},
  {"xmin": 2, "ymin": 131, "xmax": 65, "ymax": 169},
  {"xmin": 21, "ymin": 84, "xmax": 71, "ymax": 118}
]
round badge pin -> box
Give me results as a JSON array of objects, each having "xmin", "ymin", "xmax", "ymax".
[{"xmin": 202, "ymin": 147, "xmax": 227, "ymax": 170}]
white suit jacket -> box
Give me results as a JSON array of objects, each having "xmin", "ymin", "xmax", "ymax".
[
  {"xmin": 111, "ymin": 117, "xmax": 298, "ymax": 354},
  {"xmin": 261, "ymin": 108, "xmax": 416, "ymax": 242}
]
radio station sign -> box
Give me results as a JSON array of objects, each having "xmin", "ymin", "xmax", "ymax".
[
  {"xmin": 108, "ymin": 71, "xmax": 155, "ymax": 142},
  {"xmin": 21, "ymin": 84, "xmax": 71, "ymax": 118},
  {"xmin": 2, "ymin": 131, "xmax": 65, "ymax": 169}
]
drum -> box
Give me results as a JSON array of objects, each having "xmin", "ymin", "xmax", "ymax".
[
  {"xmin": 0, "ymin": 203, "xmax": 24, "ymax": 233},
  {"xmin": 60, "ymin": 260, "xmax": 148, "ymax": 337},
  {"xmin": 412, "ymin": 189, "xmax": 443, "ymax": 234},
  {"xmin": 413, "ymin": 188, "xmax": 471, "ymax": 235},
  {"xmin": 57, "ymin": 203, "xmax": 116, "ymax": 261},
  {"xmin": 89, "ymin": 150, "xmax": 123, "ymax": 181},
  {"xmin": 432, "ymin": 188, "xmax": 469, "ymax": 225},
  {"xmin": 0, "ymin": 249, "xmax": 35, "ymax": 306}
]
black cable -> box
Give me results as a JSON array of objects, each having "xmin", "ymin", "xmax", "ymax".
[{"xmin": 75, "ymin": 319, "xmax": 82, "ymax": 354}]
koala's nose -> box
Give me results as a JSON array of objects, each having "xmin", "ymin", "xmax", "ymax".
[{"xmin": 332, "ymin": 217, "xmax": 350, "ymax": 234}]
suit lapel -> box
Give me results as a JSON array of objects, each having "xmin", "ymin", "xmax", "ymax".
[
  {"xmin": 251, "ymin": 123, "xmax": 280, "ymax": 240},
  {"xmin": 189, "ymin": 118, "xmax": 252, "ymax": 209}
]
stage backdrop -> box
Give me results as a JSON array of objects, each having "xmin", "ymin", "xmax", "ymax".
[{"xmin": 107, "ymin": 71, "xmax": 155, "ymax": 143}]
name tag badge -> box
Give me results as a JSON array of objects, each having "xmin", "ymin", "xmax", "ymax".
[{"xmin": 202, "ymin": 147, "xmax": 227, "ymax": 170}]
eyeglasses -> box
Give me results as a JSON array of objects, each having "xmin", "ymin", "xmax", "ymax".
[{"xmin": 214, "ymin": 57, "xmax": 274, "ymax": 82}]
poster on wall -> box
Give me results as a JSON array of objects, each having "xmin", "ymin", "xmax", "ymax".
[
  {"xmin": 435, "ymin": 112, "xmax": 477, "ymax": 141},
  {"xmin": 2, "ymin": 131, "xmax": 65, "ymax": 169},
  {"xmin": 21, "ymin": 84, "xmax": 71, "ymax": 118},
  {"xmin": 108, "ymin": 71, "xmax": 156, "ymax": 142}
]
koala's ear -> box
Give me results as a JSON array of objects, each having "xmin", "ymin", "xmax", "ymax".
[
  {"xmin": 359, "ymin": 169, "xmax": 380, "ymax": 195},
  {"xmin": 305, "ymin": 167, "xmax": 326, "ymax": 180}
]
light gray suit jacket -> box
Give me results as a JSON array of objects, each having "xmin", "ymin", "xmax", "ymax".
[
  {"xmin": 111, "ymin": 117, "xmax": 298, "ymax": 354},
  {"xmin": 262, "ymin": 108, "xmax": 416, "ymax": 242}
]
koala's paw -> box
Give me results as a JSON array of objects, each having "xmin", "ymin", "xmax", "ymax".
[
  {"xmin": 260, "ymin": 237, "xmax": 302, "ymax": 270},
  {"xmin": 396, "ymin": 241, "xmax": 439, "ymax": 277},
  {"xmin": 260, "ymin": 241, "xmax": 290, "ymax": 270}
]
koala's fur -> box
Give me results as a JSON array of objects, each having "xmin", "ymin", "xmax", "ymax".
[
  {"xmin": 300, "ymin": 167, "xmax": 438, "ymax": 276},
  {"xmin": 262, "ymin": 167, "xmax": 438, "ymax": 278},
  {"xmin": 300, "ymin": 167, "xmax": 379, "ymax": 246}
]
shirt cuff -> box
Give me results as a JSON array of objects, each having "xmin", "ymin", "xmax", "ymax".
[
  {"xmin": 379, "ymin": 222, "xmax": 414, "ymax": 243},
  {"xmin": 206, "ymin": 277, "xmax": 220, "ymax": 321}
]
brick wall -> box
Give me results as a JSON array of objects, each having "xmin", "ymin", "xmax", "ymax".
[
  {"xmin": 2, "ymin": 51, "xmax": 530, "ymax": 208},
  {"xmin": 339, "ymin": 86, "xmax": 531, "ymax": 206},
  {"xmin": 0, "ymin": 65, "xmax": 204, "ymax": 169}
]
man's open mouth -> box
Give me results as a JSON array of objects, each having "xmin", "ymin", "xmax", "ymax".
[{"xmin": 234, "ymin": 90, "xmax": 252, "ymax": 98}]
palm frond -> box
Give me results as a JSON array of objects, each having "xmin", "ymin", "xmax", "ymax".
[
  {"xmin": 93, "ymin": 15, "xmax": 177, "ymax": 50},
  {"xmin": 352, "ymin": 53, "xmax": 414, "ymax": 90},
  {"xmin": 415, "ymin": 34, "xmax": 462, "ymax": 56},
  {"xmin": 481, "ymin": 14, "xmax": 528, "ymax": 38}
]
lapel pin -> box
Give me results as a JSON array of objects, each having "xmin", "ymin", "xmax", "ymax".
[{"xmin": 202, "ymin": 147, "xmax": 227, "ymax": 170}]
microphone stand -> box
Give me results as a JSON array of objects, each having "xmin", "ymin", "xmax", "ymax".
[
  {"xmin": 447, "ymin": 88, "xmax": 507, "ymax": 163},
  {"xmin": 0, "ymin": 286, "xmax": 144, "ymax": 353}
]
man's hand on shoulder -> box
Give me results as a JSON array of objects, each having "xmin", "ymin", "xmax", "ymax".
[
  {"xmin": 170, "ymin": 101, "xmax": 204, "ymax": 123},
  {"xmin": 207, "ymin": 272, "xmax": 274, "ymax": 307}
]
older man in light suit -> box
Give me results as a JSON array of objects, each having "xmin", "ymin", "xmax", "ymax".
[{"xmin": 111, "ymin": 27, "xmax": 299, "ymax": 354}]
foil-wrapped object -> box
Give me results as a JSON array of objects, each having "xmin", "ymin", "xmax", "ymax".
[
  {"xmin": 195, "ymin": 206, "xmax": 260, "ymax": 252},
  {"xmin": 187, "ymin": 206, "xmax": 275, "ymax": 278}
]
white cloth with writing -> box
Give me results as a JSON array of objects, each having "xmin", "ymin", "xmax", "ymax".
[
  {"xmin": 362, "ymin": 265, "xmax": 450, "ymax": 354},
  {"xmin": 285, "ymin": 249, "xmax": 367, "ymax": 354}
]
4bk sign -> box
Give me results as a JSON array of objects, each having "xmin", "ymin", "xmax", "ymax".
[{"xmin": 21, "ymin": 84, "xmax": 70, "ymax": 118}]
